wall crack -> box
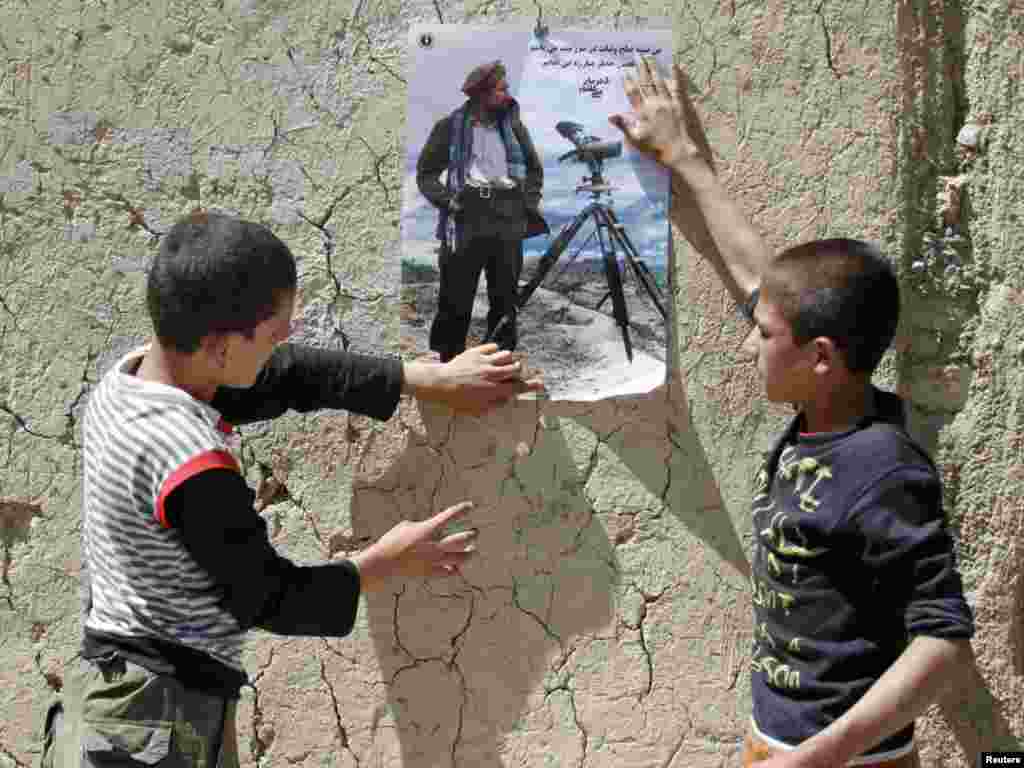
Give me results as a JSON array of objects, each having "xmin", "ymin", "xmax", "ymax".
[
  {"xmin": 815, "ymin": 1, "xmax": 841, "ymax": 79},
  {"xmin": 319, "ymin": 657, "xmax": 362, "ymax": 766}
]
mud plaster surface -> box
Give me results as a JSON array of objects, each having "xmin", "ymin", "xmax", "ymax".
[{"xmin": 0, "ymin": 1, "xmax": 1022, "ymax": 766}]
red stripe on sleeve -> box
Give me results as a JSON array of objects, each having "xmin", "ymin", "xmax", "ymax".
[{"xmin": 155, "ymin": 450, "xmax": 241, "ymax": 529}]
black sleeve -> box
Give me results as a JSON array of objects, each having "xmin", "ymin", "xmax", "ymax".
[
  {"xmin": 210, "ymin": 343, "xmax": 403, "ymax": 426},
  {"xmin": 165, "ymin": 469, "xmax": 362, "ymax": 637},
  {"xmin": 848, "ymin": 467, "xmax": 975, "ymax": 639},
  {"xmin": 416, "ymin": 117, "xmax": 454, "ymax": 209}
]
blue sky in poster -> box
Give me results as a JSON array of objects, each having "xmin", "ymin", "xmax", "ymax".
[{"xmin": 402, "ymin": 25, "xmax": 672, "ymax": 270}]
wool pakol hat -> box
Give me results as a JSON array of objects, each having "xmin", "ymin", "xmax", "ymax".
[{"xmin": 462, "ymin": 60, "xmax": 507, "ymax": 96}]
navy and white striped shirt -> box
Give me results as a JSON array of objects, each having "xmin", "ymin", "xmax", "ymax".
[
  {"xmin": 79, "ymin": 343, "xmax": 405, "ymax": 695},
  {"xmin": 82, "ymin": 347, "xmax": 247, "ymax": 669}
]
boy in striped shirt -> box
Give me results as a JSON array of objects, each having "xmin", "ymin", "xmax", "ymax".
[{"xmin": 42, "ymin": 211, "xmax": 540, "ymax": 766}]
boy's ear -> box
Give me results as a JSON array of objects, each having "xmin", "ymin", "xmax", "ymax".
[
  {"xmin": 811, "ymin": 336, "xmax": 843, "ymax": 376},
  {"xmin": 199, "ymin": 332, "xmax": 231, "ymax": 367}
]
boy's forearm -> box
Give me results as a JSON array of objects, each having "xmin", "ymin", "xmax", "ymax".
[
  {"xmin": 793, "ymin": 636, "xmax": 971, "ymax": 767},
  {"xmin": 212, "ymin": 343, "xmax": 402, "ymax": 424},
  {"xmin": 668, "ymin": 158, "xmax": 770, "ymax": 305}
]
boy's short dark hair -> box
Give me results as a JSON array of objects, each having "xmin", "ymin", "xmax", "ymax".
[
  {"xmin": 762, "ymin": 238, "xmax": 898, "ymax": 374},
  {"xmin": 147, "ymin": 211, "xmax": 297, "ymax": 354}
]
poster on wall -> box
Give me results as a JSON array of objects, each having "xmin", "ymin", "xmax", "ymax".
[{"xmin": 400, "ymin": 25, "xmax": 672, "ymax": 401}]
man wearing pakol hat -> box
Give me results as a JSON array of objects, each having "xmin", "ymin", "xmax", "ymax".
[{"xmin": 417, "ymin": 59, "xmax": 548, "ymax": 362}]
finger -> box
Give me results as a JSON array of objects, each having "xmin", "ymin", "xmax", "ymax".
[
  {"xmin": 669, "ymin": 62, "xmax": 687, "ymax": 104},
  {"xmin": 638, "ymin": 55, "xmax": 658, "ymax": 87},
  {"xmin": 437, "ymin": 529, "xmax": 479, "ymax": 551},
  {"xmin": 610, "ymin": 114, "xmax": 651, "ymax": 149},
  {"xmin": 490, "ymin": 373, "xmax": 544, "ymax": 395},
  {"xmin": 440, "ymin": 548, "xmax": 477, "ymax": 568},
  {"xmin": 608, "ymin": 113, "xmax": 630, "ymax": 136},
  {"xmin": 425, "ymin": 500, "xmax": 474, "ymax": 533},
  {"xmin": 430, "ymin": 557, "xmax": 473, "ymax": 578},
  {"xmin": 623, "ymin": 71, "xmax": 643, "ymax": 110},
  {"xmin": 520, "ymin": 376, "xmax": 545, "ymax": 393},
  {"xmin": 655, "ymin": 74, "xmax": 672, "ymax": 101},
  {"xmin": 482, "ymin": 360, "xmax": 525, "ymax": 382},
  {"xmin": 467, "ymin": 342, "xmax": 499, "ymax": 356},
  {"xmin": 482, "ymin": 348, "xmax": 523, "ymax": 366},
  {"xmin": 634, "ymin": 68, "xmax": 657, "ymax": 99},
  {"xmin": 675, "ymin": 63, "xmax": 700, "ymax": 117},
  {"xmin": 428, "ymin": 561, "xmax": 456, "ymax": 577},
  {"xmin": 645, "ymin": 57, "xmax": 671, "ymax": 101}
]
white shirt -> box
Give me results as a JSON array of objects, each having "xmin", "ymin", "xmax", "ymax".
[{"xmin": 467, "ymin": 122, "xmax": 515, "ymax": 187}]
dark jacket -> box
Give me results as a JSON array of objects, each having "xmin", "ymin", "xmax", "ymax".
[{"xmin": 416, "ymin": 99, "xmax": 547, "ymax": 240}]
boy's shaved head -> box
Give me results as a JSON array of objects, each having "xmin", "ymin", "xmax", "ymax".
[{"xmin": 761, "ymin": 238, "xmax": 899, "ymax": 374}]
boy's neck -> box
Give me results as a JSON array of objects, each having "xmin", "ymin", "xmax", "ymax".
[
  {"xmin": 797, "ymin": 378, "xmax": 874, "ymax": 435},
  {"xmin": 135, "ymin": 339, "xmax": 219, "ymax": 403}
]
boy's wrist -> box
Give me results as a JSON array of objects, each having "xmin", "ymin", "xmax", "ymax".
[
  {"xmin": 668, "ymin": 154, "xmax": 717, "ymax": 190},
  {"xmin": 401, "ymin": 360, "xmax": 445, "ymax": 400},
  {"xmin": 350, "ymin": 548, "xmax": 388, "ymax": 593}
]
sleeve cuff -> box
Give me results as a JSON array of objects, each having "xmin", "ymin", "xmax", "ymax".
[
  {"xmin": 156, "ymin": 450, "xmax": 240, "ymax": 529},
  {"xmin": 360, "ymin": 354, "xmax": 404, "ymax": 421}
]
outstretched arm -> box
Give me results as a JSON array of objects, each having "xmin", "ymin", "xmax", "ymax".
[
  {"xmin": 167, "ymin": 470, "xmax": 482, "ymax": 636},
  {"xmin": 610, "ymin": 59, "xmax": 770, "ymax": 306},
  {"xmin": 212, "ymin": 342, "xmax": 542, "ymax": 425}
]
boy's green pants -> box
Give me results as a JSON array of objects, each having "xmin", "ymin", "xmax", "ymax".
[{"xmin": 39, "ymin": 656, "xmax": 239, "ymax": 767}]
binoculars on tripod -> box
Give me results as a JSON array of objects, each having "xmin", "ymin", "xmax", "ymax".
[{"xmin": 555, "ymin": 121, "xmax": 623, "ymax": 165}]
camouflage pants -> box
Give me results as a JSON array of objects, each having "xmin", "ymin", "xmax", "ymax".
[{"xmin": 39, "ymin": 656, "xmax": 239, "ymax": 767}]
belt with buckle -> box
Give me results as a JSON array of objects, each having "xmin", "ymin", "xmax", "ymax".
[{"xmin": 467, "ymin": 180, "xmax": 517, "ymax": 199}]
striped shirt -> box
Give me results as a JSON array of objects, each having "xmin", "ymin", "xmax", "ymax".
[{"xmin": 81, "ymin": 347, "xmax": 246, "ymax": 671}]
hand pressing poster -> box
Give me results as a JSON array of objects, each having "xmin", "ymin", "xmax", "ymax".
[{"xmin": 400, "ymin": 25, "xmax": 672, "ymax": 401}]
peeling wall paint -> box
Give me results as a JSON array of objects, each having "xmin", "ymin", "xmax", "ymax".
[{"xmin": 0, "ymin": 1, "xmax": 1021, "ymax": 766}]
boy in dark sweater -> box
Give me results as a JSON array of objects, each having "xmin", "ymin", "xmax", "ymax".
[
  {"xmin": 611, "ymin": 60, "xmax": 973, "ymax": 766},
  {"xmin": 41, "ymin": 211, "xmax": 541, "ymax": 766}
]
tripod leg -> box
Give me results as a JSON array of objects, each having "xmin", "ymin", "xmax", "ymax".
[
  {"xmin": 596, "ymin": 213, "xmax": 633, "ymax": 362},
  {"xmin": 604, "ymin": 209, "xmax": 668, "ymax": 321},
  {"xmin": 483, "ymin": 206, "xmax": 595, "ymax": 344},
  {"xmin": 637, "ymin": 261, "xmax": 667, "ymax": 320}
]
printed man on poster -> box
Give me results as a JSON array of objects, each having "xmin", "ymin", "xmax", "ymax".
[{"xmin": 416, "ymin": 60, "xmax": 549, "ymax": 362}]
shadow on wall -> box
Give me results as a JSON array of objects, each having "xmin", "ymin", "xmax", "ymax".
[
  {"xmin": 350, "ymin": 398, "xmax": 619, "ymax": 766},
  {"xmin": 558, "ymin": 374, "xmax": 751, "ymax": 584},
  {"xmin": 346, "ymin": 366, "xmax": 751, "ymax": 766},
  {"xmin": 939, "ymin": 646, "xmax": 1022, "ymax": 754}
]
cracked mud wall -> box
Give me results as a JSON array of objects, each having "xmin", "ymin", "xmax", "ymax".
[{"xmin": 0, "ymin": 1, "xmax": 1021, "ymax": 766}]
